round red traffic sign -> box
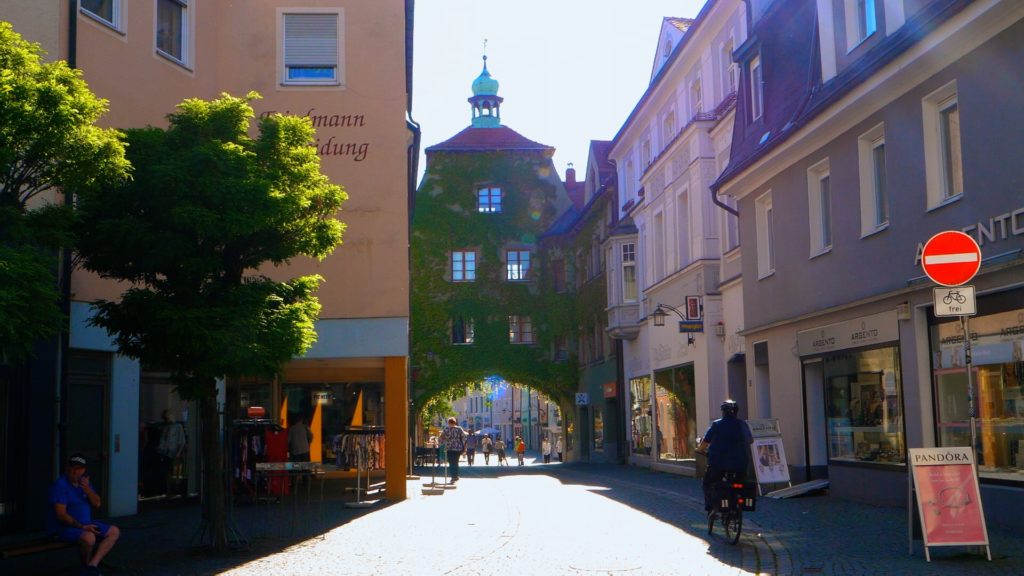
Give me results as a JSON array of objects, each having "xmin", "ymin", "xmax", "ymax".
[{"xmin": 921, "ymin": 231, "xmax": 981, "ymax": 286}]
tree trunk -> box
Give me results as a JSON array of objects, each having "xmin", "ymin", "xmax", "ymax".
[{"xmin": 199, "ymin": 387, "xmax": 228, "ymax": 550}]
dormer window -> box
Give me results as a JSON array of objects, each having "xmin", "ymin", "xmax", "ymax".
[
  {"xmin": 846, "ymin": 0, "xmax": 878, "ymax": 48},
  {"xmin": 749, "ymin": 55, "xmax": 763, "ymax": 121}
]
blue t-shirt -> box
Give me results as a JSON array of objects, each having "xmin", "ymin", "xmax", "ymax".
[
  {"xmin": 46, "ymin": 476, "xmax": 92, "ymax": 534},
  {"xmin": 703, "ymin": 416, "xmax": 753, "ymax": 472}
]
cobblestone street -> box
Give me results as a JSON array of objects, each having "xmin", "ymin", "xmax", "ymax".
[{"xmin": 7, "ymin": 457, "xmax": 1023, "ymax": 575}]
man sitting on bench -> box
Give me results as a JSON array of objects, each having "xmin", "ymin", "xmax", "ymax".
[{"xmin": 47, "ymin": 453, "xmax": 121, "ymax": 575}]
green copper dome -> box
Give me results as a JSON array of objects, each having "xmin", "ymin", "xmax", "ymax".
[{"xmin": 471, "ymin": 56, "xmax": 499, "ymax": 96}]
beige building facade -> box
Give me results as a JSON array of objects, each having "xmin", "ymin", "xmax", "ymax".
[{"xmin": 1, "ymin": 0, "xmax": 413, "ymax": 529}]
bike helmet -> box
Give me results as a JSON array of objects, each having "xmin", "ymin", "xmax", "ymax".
[{"xmin": 721, "ymin": 399, "xmax": 739, "ymax": 415}]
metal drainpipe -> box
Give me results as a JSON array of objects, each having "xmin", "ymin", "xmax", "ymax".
[{"xmin": 57, "ymin": 0, "xmax": 79, "ymax": 476}]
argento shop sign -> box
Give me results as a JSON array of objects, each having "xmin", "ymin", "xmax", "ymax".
[
  {"xmin": 914, "ymin": 204, "xmax": 1024, "ymax": 264},
  {"xmin": 797, "ymin": 310, "xmax": 899, "ymax": 356}
]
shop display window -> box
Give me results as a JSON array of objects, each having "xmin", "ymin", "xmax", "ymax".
[
  {"xmin": 824, "ymin": 346, "xmax": 905, "ymax": 464},
  {"xmin": 654, "ymin": 364, "xmax": 697, "ymax": 464},
  {"xmin": 630, "ymin": 376, "xmax": 652, "ymax": 455},
  {"xmin": 593, "ymin": 409, "xmax": 604, "ymax": 451},
  {"xmin": 237, "ymin": 381, "xmax": 384, "ymax": 469},
  {"xmin": 932, "ymin": 308, "xmax": 1024, "ymax": 481}
]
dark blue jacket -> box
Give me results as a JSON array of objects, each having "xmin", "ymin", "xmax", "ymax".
[{"xmin": 703, "ymin": 416, "xmax": 753, "ymax": 472}]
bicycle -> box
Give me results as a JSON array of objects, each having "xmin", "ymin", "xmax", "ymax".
[
  {"xmin": 942, "ymin": 290, "xmax": 967, "ymax": 305},
  {"xmin": 707, "ymin": 472, "xmax": 755, "ymax": 544}
]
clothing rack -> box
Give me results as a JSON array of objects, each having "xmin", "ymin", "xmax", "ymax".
[
  {"xmin": 341, "ymin": 427, "xmax": 384, "ymax": 508},
  {"xmin": 231, "ymin": 419, "xmax": 287, "ymax": 498},
  {"xmin": 331, "ymin": 427, "xmax": 385, "ymax": 470}
]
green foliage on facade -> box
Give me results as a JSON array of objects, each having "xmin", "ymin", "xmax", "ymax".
[
  {"xmin": 411, "ymin": 150, "xmax": 578, "ymax": 413},
  {"xmin": 0, "ymin": 22, "xmax": 129, "ymax": 361}
]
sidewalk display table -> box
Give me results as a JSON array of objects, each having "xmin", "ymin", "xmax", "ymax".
[{"xmin": 254, "ymin": 462, "xmax": 326, "ymax": 538}]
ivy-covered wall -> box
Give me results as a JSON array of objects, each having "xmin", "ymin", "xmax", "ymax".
[{"xmin": 411, "ymin": 150, "xmax": 577, "ymax": 414}]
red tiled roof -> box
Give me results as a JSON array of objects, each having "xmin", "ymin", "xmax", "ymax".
[{"xmin": 425, "ymin": 126, "xmax": 553, "ymax": 153}]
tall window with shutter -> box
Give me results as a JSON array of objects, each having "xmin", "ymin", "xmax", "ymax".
[{"xmin": 283, "ymin": 12, "xmax": 343, "ymax": 85}]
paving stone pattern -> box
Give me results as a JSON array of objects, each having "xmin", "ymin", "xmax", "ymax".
[{"xmin": 5, "ymin": 455, "xmax": 1022, "ymax": 575}]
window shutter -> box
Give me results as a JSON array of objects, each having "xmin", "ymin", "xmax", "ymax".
[{"xmin": 284, "ymin": 13, "xmax": 337, "ymax": 67}]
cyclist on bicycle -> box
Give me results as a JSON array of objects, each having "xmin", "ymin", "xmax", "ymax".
[{"xmin": 697, "ymin": 399, "xmax": 753, "ymax": 518}]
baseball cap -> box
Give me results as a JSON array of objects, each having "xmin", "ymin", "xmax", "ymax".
[{"xmin": 68, "ymin": 453, "xmax": 88, "ymax": 467}]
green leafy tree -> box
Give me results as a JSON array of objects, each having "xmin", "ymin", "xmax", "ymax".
[
  {"xmin": 0, "ymin": 22, "xmax": 128, "ymax": 361},
  {"xmin": 75, "ymin": 93, "xmax": 346, "ymax": 549}
]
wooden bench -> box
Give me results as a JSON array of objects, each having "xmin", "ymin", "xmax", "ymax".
[{"xmin": 0, "ymin": 536, "xmax": 75, "ymax": 559}]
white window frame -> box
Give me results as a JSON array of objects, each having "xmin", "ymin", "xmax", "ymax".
[
  {"xmin": 749, "ymin": 55, "xmax": 763, "ymax": 121},
  {"xmin": 857, "ymin": 123, "xmax": 888, "ymax": 236},
  {"xmin": 676, "ymin": 188, "xmax": 691, "ymax": 268},
  {"xmin": 280, "ymin": 10, "xmax": 344, "ymax": 87},
  {"xmin": 506, "ymin": 250, "xmax": 530, "ymax": 281},
  {"xmin": 155, "ymin": 0, "xmax": 189, "ymax": 66},
  {"xmin": 844, "ymin": 0, "xmax": 878, "ymax": 50},
  {"xmin": 451, "ymin": 250, "xmax": 476, "ymax": 282},
  {"xmin": 721, "ymin": 39, "xmax": 737, "ymax": 95},
  {"xmin": 807, "ymin": 159, "xmax": 833, "ymax": 257},
  {"xmin": 477, "ymin": 186, "xmax": 502, "ymax": 213},
  {"xmin": 80, "ymin": 0, "xmax": 122, "ymax": 30},
  {"xmin": 922, "ymin": 81, "xmax": 963, "ymax": 210},
  {"xmin": 663, "ymin": 110, "xmax": 677, "ymax": 147},
  {"xmin": 641, "ymin": 139, "xmax": 652, "ymax": 169},
  {"xmin": 691, "ymin": 75, "xmax": 703, "ymax": 117},
  {"xmin": 508, "ymin": 315, "xmax": 535, "ymax": 345},
  {"xmin": 755, "ymin": 191, "xmax": 775, "ymax": 279},
  {"xmin": 621, "ymin": 243, "xmax": 637, "ymax": 303}
]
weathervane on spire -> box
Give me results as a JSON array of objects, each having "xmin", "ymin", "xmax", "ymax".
[{"xmin": 483, "ymin": 38, "xmax": 488, "ymax": 65}]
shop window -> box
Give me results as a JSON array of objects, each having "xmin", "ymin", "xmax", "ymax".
[
  {"xmin": 654, "ymin": 364, "xmax": 697, "ymax": 464},
  {"xmin": 824, "ymin": 346, "xmax": 905, "ymax": 464},
  {"xmin": 630, "ymin": 376, "xmax": 652, "ymax": 455},
  {"xmin": 593, "ymin": 409, "xmax": 604, "ymax": 451},
  {"xmin": 932, "ymin": 308, "xmax": 1024, "ymax": 481}
]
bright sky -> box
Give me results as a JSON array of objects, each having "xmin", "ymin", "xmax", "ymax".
[{"xmin": 413, "ymin": 0, "xmax": 707, "ymax": 184}]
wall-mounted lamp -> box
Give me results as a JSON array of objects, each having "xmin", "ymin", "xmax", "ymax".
[
  {"xmin": 651, "ymin": 303, "xmax": 697, "ymax": 347},
  {"xmin": 714, "ymin": 321, "xmax": 726, "ymax": 339},
  {"xmin": 650, "ymin": 303, "xmax": 685, "ymax": 326}
]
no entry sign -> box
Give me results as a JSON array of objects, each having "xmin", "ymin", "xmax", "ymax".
[{"xmin": 921, "ymin": 231, "xmax": 981, "ymax": 286}]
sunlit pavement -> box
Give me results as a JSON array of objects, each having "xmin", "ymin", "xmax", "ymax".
[{"xmin": 8, "ymin": 456, "xmax": 1024, "ymax": 575}]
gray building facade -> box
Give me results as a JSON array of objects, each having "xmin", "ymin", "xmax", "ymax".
[{"xmin": 716, "ymin": 0, "xmax": 1024, "ymax": 528}]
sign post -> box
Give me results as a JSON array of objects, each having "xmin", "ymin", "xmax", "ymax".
[{"xmin": 921, "ymin": 231, "xmax": 982, "ymax": 469}]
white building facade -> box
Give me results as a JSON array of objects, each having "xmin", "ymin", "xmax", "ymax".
[{"xmin": 606, "ymin": 0, "xmax": 746, "ymax": 475}]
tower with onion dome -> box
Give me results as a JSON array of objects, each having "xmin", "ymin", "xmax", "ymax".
[{"xmin": 410, "ymin": 55, "xmax": 576, "ymax": 451}]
